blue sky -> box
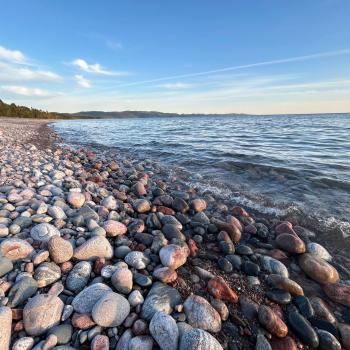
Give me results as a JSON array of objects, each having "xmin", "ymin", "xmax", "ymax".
[{"xmin": 1, "ymin": 0, "xmax": 350, "ymax": 114}]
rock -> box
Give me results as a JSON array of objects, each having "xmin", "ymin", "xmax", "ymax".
[
  {"xmin": 179, "ymin": 328, "xmax": 223, "ymax": 350},
  {"xmin": 309, "ymin": 297, "xmax": 336, "ymax": 323},
  {"xmin": 0, "ymin": 224, "xmax": 9, "ymax": 237},
  {"xmin": 48, "ymin": 206, "xmax": 67, "ymax": 220},
  {"xmin": 0, "ymin": 238, "xmax": 34, "ymax": 261},
  {"xmin": 207, "ymin": 276, "xmax": 238, "ymax": 303},
  {"xmin": 150, "ymin": 312, "xmax": 179, "ymax": 350},
  {"xmin": 115, "ymin": 245, "xmax": 131, "ymax": 259},
  {"xmin": 91, "ymin": 335, "xmax": 109, "ymax": 350},
  {"xmin": 239, "ymin": 296, "xmax": 259, "ymax": 321},
  {"xmin": 111, "ymin": 267, "xmax": 133, "ymax": 294},
  {"xmin": 266, "ymin": 289, "xmax": 291, "ymax": 305},
  {"xmin": 191, "ymin": 199, "xmax": 207, "ymax": 212},
  {"xmin": 103, "ymin": 220, "xmax": 127, "ymax": 237},
  {"xmin": 266, "ymin": 274, "xmax": 304, "ymax": 296},
  {"xmin": 23, "ymin": 294, "xmax": 64, "ymax": 336},
  {"xmin": 270, "ymin": 336, "xmax": 297, "ymax": 350},
  {"xmin": 34, "ymin": 262, "xmax": 61, "ymax": 287},
  {"xmin": 286, "ymin": 304, "xmax": 319, "ymax": 348},
  {"xmin": 153, "ymin": 266, "xmax": 178, "ymax": 283},
  {"xmin": 218, "ymin": 257, "xmax": 233, "ymax": 272},
  {"xmin": 48, "ymin": 236, "xmax": 73, "ymax": 264},
  {"xmin": 77, "ymin": 205, "xmax": 99, "ymax": 221},
  {"xmin": 72, "ymin": 283, "xmax": 112, "ymax": 313},
  {"xmin": 275, "ymin": 222, "xmax": 295, "ymax": 235},
  {"xmin": 48, "ymin": 324, "xmax": 73, "ymax": 345},
  {"xmin": 133, "ymin": 199, "xmax": 151, "ymax": 213},
  {"xmin": 12, "ymin": 337, "xmax": 35, "ymax": 350},
  {"xmin": 212, "ymin": 218, "xmax": 241, "ymax": 242},
  {"xmin": 73, "ymin": 236, "xmax": 113, "ymax": 260},
  {"xmin": 299, "ymin": 253, "xmax": 339, "ymax": 284},
  {"xmin": 101, "ymin": 195, "xmax": 117, "ymax": 210},
  {"xmin": 317, "ymin": 329, "xmax": 341, "ymax": 350},
  {"xmin": 338, "ymin": 323, "xmax": 350, "ymax": 350},
  {"xmin": 30, "ymin": 223, "xmax": 60, "ymax": 242},
  {"xmin": 276, "ymin": 233, "xmax": 305, "ymax": 254},
  {"xmin": 172, "ymin": 197, "xmax": 189, "ymax": 213},
  {"xmin": 294, "ymin": 295, "xmax": 314, "ymax": 319},
  {"xmin": 0, "ymin": 256, "xmax": 13, "ymax": 277},
  {"xmin": 128, "ymin": 336, "xmax": 153, "ymax": 350},
  {"xmin": 67, "ymin": 192, "xmax": 85, "ymax": 209},
  {"xmin": 242, "ymin": 261, "xmax": 260, "ymax": 276},
  {"xmin": 0, "ymin": 306, "xmax": 11, "ymax": 350},
  {"xmin": 92, "ymin": 291, "xmax": 130, "ymax": 327},
  {"xmin": 128, "ymin": 290, "xmax": 144, "ymax": 307},
  {"xmin": 124, "ymin": 251, "xmax": 150, "ymax": 269},
  {"xmin": 71, "ymin": 313, "xmax": 95, "ymax": 329},
  {"xmin": 258, "ymin": 305, "xmax": 288, "ymax": 338},
  {"xmin": 132, "ymin": 181, "xmax": 147, "ymax": 196},
  {"xmin": 162, "ymin": 224, "xmax": 185, "ymax": 241},
  {"xmin": 307, "ymin": 242, "xmax": 332, "ymax": 261},
  {"xmin": 261, "ymin": 256, "xmax": 289, "ymax": 278},
  {"xmin": 66, "ymin": 261, "xmax": 91, "ymax": 292},
  {"xmin": 255, "ymin": 334, "xmax": 272, "ymax": 350},
  {"xmin": 183, "ymin": 294, "xmax": 221, "ymax": 333},
  {"xmin": 140, "ymin": 282, "xmax": 182, "ymax": 321},
  {"xmin": 7, "ymin": 276, "xmax": 38, "ymax": 308},
  {"xmin": 235, "ymin": 245, "xmax": 253, "ymax": 256},
  {"xmin": 159, "ymin": 244, "xmax": 189, "ymax": 269},
  {"xmin": 323, "ymin": 282, "xmax": 350, "ymax": 306}
]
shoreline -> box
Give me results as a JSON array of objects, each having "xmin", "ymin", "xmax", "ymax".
[{"xmin": 0, "ymin": 118, "xmax": 350, "ymax": 349}]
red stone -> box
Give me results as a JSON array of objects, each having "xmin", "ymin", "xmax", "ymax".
[
  {"xmin": 258, "ymin": 305, "xmax": 288, "ymax": 338},
  {"xmin": 324, "ymin": 283, "xmax": 350, "ymax": 306},
  {"xmin": 275, "ymin": 221, "xmax": 298, "ymax": 237},
  {"xmin": 72, "ymin": 313, "xmax": 96, "ymax": 329},
  {"xmin": 11, "ymin": 309, "xmax": 23, "ymax": 320},
  {"xmin": 188, "ymin": 238, "xmax": 198, "ymax": 257},
  {"xmin": 207, "ymin": 276, "xmax": 238, "ymax": 304},
  {"xmin": 157, "ymin": 206, "xmax": 176, "ymax": 215},
  {"xmin": 91, "ymin": 335, "xmax": 109, "ymax": 350},
  {"xmin": 227, "ymin": 215, "xmax": 243, "ymax": 231},
  {"xmin": 271, "ymin": 336, "xmax": 297, "ymax": 350},
  {"xmin": 232, "ymin": 206, "xmax": 249, "ymax": 217}
]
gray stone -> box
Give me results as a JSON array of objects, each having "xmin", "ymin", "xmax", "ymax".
[
  {"xmin": 34, "ymin": 262, "xmax": 61, "ymax": 288},
  {"xmin": 150, "ymin": 312, "xmax": 179, "ymax": 350},
  {"xmin": 260, "ymin": 256, "xmax": 289, "ymax": 278},
  {"xmin": 179, "ymin": 328, "xmax": 223, "ymax": 350},
  {"xmin": 48, "ymin": 324, "xmax": 73, "ymax": 345},
  {"xmin": 66, "ymin": 261, "xmax": 91, "ymax": 292},
  {"xmin": 124, "ymin": 251, "xmax": 150, "ymax": 269},
  {"xmin": 128, "ymin": 336, "xmax": 153, "ymax": 350},
  {"xmin": 12, "ymin": 337, "xmax": 35, "ymax": 350},
  {"xmin": 0, "ymin": 306, "xmax": 12, "ymax": 350},
  {"xmin": 0, "ymin": 256, "xmax": 13, "ymax": 277},
  {"xmin": 30, "ymin": 223, "xmax": 60, "ymax": 242},
  {"xmin": 255, "ymin": 334, "xmax": 272, "ymax": 350},
  {"xmin": 307, "ymin": 242, "xmax": 332, "ymax": 261},
  {"xmin": 7, "ymin": 276, "xmax": 38, "ymax": 308}
]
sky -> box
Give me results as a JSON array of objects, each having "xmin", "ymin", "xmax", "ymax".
[{"xmin": 1, "ymin": 0, "xmax": 350, "ymax": 114}]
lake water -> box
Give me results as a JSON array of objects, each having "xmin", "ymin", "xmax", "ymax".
[{"xmin": 53, "ymin": 114, "xmax": 350, "ymax": 247}]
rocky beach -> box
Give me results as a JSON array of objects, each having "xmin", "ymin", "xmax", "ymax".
[{"xmin": 1, "ymin": 118, "xmax": 350, "ymax": 350}]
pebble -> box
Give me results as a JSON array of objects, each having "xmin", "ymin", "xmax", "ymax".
[
  {"xmin": 103, "ymin": 220, "xmax": 127, "ymax": 236},
  {"xmin": 66, "ymin": 261, "xmax": 91, "ymax": 292},
  {"xmin": 67, "ymin": 192, "xmax": 85, "ymax": 209},
  {"xmin": 242, "ymin": 261, "xmax": 260, "ymax": 276},
  {"xmin": 261, "ymin": 256, "xmax": 289, "ymax": 277},
  {"xmin": 323, "ymin": 282, "xmax": 350, "ymax": 306},
  {"xmin": 150, "ymin": 312, "xmax": 179, "ymax": 350},
  {"xmin": 30, "ymin": 223, "xmax": 60, "ymax": 242},
  {"xmin": 317, "ymin": 329, "xmax": 341, "ymax": 350},
  {"xmin": 183, "ymin": 294, "xmax": 222, "ymax": 333},
  {"xmin": 266, "ymin": 288, "xmax": 291, "ymax": 305},
  {"xmin": 12, "ymin": 337, "xmax": 35, "ymax": 350},
  {"xmin": 0, "ymin": 306, "xmax": 12, "ymax": 349},
  {"xmin": 34, "ymin": 262, "xmax": 61, "ymax": 287},
  {"xmin": 48, "ymin": 236, "xmax": 73, "ymax": 264},
  {"xmin": 159, "ymin": 244, "xmax": 189, "ymax": 269},
  {"xmin": 294, "ymin": 295, "xmax": 314, "ymax": 319},
  {"xmin": 91, "ymin": 334, "xmax": 109, "ymax": 350},
  {"xmin": 73, "ymin": 236, "xmax": 113, "ymax": 260},
  {"xmin": 258, "ymin": 305, "xmax": 288, "ymax": 338},
  {"xmin": 129, "ymin": 336, "xmax": 153, "ymax": 350},
  {"xmin": 7, "ymin": 276, "xmax": 38, "ymax": 308},
  {"xmin": 270, "ymin": 336, "xmax": 297, "ymax": 350},
  {"xmin": 0, "ymin": 256, "xmax": 13, "ymax": 277},
  {"xmin": 255, "ymin": 334, "xmax": 272, "ymax": 350},
  {"xmin": 128, "ymin": 290, "xmax": 144, "ymax": 307},
  {"xmin": 266, "ymin": 274, "xmax": 304, "ymax": 296},
  {"xmin": 179, "ymin": 328, "xmax": 223, "ymax": 350},
  {"xmin": 306, "ymin": 242, "xmax": 332, "ymax": 261},
  {"xmin": 124, "ymin": 251, "xmax": 150, "ymax": 269},
  {"xmin": 111, "ymin": 267, "xmax": 133, "ymax": 294},
  {"xmin": 0, "ymin": 237, "xmax": 34, "ymax": 261},
  {"xmin": 48, "ymin": 324, "xmax": 73, "ymax": 345},
  {"xmin": 338, "ymin": 323, "xmax": 350, "ymax": 350},
  {"xmin": 276, "ymin": 233, "xmax": 305, "ymax": 254}
]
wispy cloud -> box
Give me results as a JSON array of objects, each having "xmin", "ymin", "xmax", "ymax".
[
  {"xmin": 72, "ymin": 58, "xmax": 128, "ymax": 76},
  {"xmin": 1, "ymin": 85, "xmax": 60, "ymax": 97},
  {"xmin": 105, "ymin": 39, "xmax": 123, "ymax": 50},
  {"xmin": 0, "ymin": 45, "xmax": 26, "ymax": 63},
  {"xmin": 158, "ymin": 82, "xmax": 193, "ymax": 90},
  {"xmin": 75, "ymin": 74, "xmax": 91, "ymax": 88}
]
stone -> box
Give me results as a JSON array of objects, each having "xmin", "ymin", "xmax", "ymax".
[
  {"xmin": 128, "ymin": 290, "xmax": 144, "ymax": 307},
  {"xmin": 211, "ymin": 299, "xmax": 229, "ymax": 321},
  {"xmin": 191, "ymin": 199, "xmax": 207, "ymax": 212},
  {"xmin": 48, "ymin": 206, "xmax": 67, "ymax": 220},
  {"xmin": 71, "ymin": 313, "xmax": 95, "ymax": 329},
  {"xmin": 339, "ymin": 323, "xmax": 350, "ymax": 350},
  {"xmin": 183, "ymin": 294, "xmax": 221, "ymax": 333},
  {"xmin": 77, "ymin": 205, "xmax": 99, "ymax": 221},
  {"xmin": 255, "ymin": 334, "xmax": 272, "ymax": 350},
  {"xmin": 103, "ymin": 220, "xmax": 127, "ymax": 237},
  {"xmin": 0, "ymin": 238, "xmax": 34, "ymax": 261},
  {"xmin": 0, "ymin": 256, "xmax": 13, "ymax": 277},
  {"xmin": 0, "ymin": 224, "xmax": 9, "ymax": 237},
  {"xmin": 309, "ymin": 297, "xmax": 336, "ymax": 323},
  {"xmin": 258, "ymin": 305, "xmax": 288, "ymax": 338},
  {"xmin": 159, "ymin": 244, "xmax": 189, "ymax": 269},
  {"xmin": 153, "ymin": 266, "xmax": 178, "ymax": 283},
  {"xmin": 299, "ymin": 254, "xmax": 339, "ymax": 284},
  {"xmin": 23, "ymin": 294, "xmax": 64, "ymax": 336},
  {"xmin": 266, "ymin": 289, "xmax": 291, "ymax": 305},
  {"xmin": 270, "ymin": 336, "xmax": 297, "ymax": 350},
  {"xmin": 307, "ymin": 242, "xmax": 332, "ymax": 261},
  {"xmin": 7, "ymin": 276, "xmax": 38, "ymax": 308},
  {"xmin": 212, "ymin": 218, "xmax": 241, "ymax": 243},
  {"xmin": 128, "ymin": 336, "xmax": 153, "ymax": 350},
  {"xmin": 48, "ymin": 236, "xmax": 73, "ymax": 264},
  {"xmin": 133, "ymin": 199, "xmax": 151, "ymax": 213},
  {"xmin": 72, "ymin": 283, "xmax": 112, "ymax": 313},
  {"xmin": 294, "ymin": 295, "xmax": 314, "ymax": 319},
  {"xmin": 179, "ymin": 328, "xmax": 223, "ymax": 350},
  {"xmin": 317, "ymin": 329, "xmax": 341, "ymax": 350},
  {"xmin": 92, "ymin": 291, "xmax": 130, "ymax": 327},
  {"xmin": 91, "ymin": 335, "xmax": 109, "ymax": 350},
  {"xmin": 111, "ymin": 267, "xmax": 133, "ymax": 294},
  {"xmin": 0, "ymin": 306, "xmax": 11, "ymax": 350},
  {"xmin": 66, "ymin": 261, "xmax": 91, "ymax": 292},
  {"xmin": 124, "ymin": 251, "xmax": 150, "ymax": 269},
  {"xmin": 323, "ymin": 282, "xmax": 350, "ymax": 306},
  {"xmin": 286, "ymin": 304, "xmax": 319, "ymax": 348},
  {"xmin": 266, "ymin": 274, "xmax": 304, "ymax": 296},
  {"xmin": 34, "ymin": 262, "xmax": 61, "ymax": 287},
  {"xmin": 140, "ymin": 282, "xmax": 182, "ymax": 321},
  {"xmin": 12, "ymin": 337, "xmax": 35, "ymax": 350},
  {"xmin": 207, "ymin": 276, "xmax": 238, "ymax": 303},
  {"xmin": 150, "ymin": 312, "xmax": 179, "ymax": 350},
  {"xmin": 239, "ymin": 296, "xmax": 259, "ymax": 321},
  {"xmin": 73, "ymin": 236, "xmax": 113, "ymax": 260},
  {"xmin": 172, "ymin": 197, "xmax": 189, "ymax": 213},
  {"xmin": 218, "ymin": 257, "xmax": 233, "ymax": 272},
  {"xmin": 261, "ymin": 256, "xmax": 289, "ymax": 277},
  {"xmin": 276, "ymin": 233, "xmax": 305, "ymax": 254},
  {"xmin": 48, "ymin": 324, "xmax": 73, "ymax": 345},
  {"xmin": 101, "ymin": 195, "xmax": 117, "ymax": 210},
  {"xmin": 114, "ymin": 245, "xmax": 131, "ymax": 259},
  {"xmin": 242, "ymin": 261, "xmax": 260, "ymax": 276},
  {"xmin": 30, "ymin": 223, "xmax": 60, "ymax": 242},
  {"xmin": 67, "ymin": 192, "xmax": 85, "ymax": 208}
]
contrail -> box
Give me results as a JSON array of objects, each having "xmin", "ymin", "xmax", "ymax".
[{"xmin": 105, "ymin": 48, "xmax": 350, "ymax": 89}]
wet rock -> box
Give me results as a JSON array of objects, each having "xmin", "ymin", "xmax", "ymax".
[
  {"xmin": 261, "ymin": 256, "xmax": 289, "ymax": 278},
  {"xmin": 218, "ymin": 257, "xmax": 233, "ymax": 272},
  {"xmin": 7, "ymin": 276, "xmax": 38, "ymax": 308},
  {"xmin": 207, "ymin": 276, "xmax": 238, "ymax": 303},
  {"xmin": 140, "ymin": 282, "xmax": 182, "ymax": 320},
  {"xmin": 294, "ymin": 295, "xmax": 314, "ymax": 319},
  {"xmin": 270, "ymin": 336, "xmax": 297, "ymax": 350},
  {"xmin": 92, "ymin": 291, "xmax": 130, "ymax": 327},
  {"xmin": 73, "ymin": 236, "xmax": 113, "ymax": 260},
  {"xmin": 317, "ymin": 329, "xmax": 341, "ymax": 350},
  {"xmin": 67, "ymin": 192, "xmax": 85, "ymax": 209},
  {"xmin": 235, "ymin": 244, "xmax": 253, "ymax": 256},
  {"xmin": 34, "ymin": 262, "xmax": 61, "ymax": 287},
  {"xmin": 48, "ymin": 236, "xmax": 73, "ymax": 264},
  {"xmin": 23, "ymin": 294, "xmax": 64, "ymax": 336},
  {"xmin": 212, "ymin": 218, "xmax": 241, "ymax": 243},
  {"xmin": 309, "ymin": 297, "xmax": 336, "ymax": 323},
  {"xmin": 258, "ymin": 305, "xmax": 288, "ymax": 338},
  {"xmin": 239, "ymin": 295, "xmax": 259, "ymax": 321},
  {"xmin": 150, "ymin": 312, "xmax": 179, "ymax": 350},
  {"xmin": 266, "ymin": 274, "xmax": 304, "ymax": 296},
  {"xmin": 191, "ymin": 199, "xmax": 207, "ymax": 212},
  {"xmin": 242, "ymin": 261, "xmax": 260, "ymax": 276},
  {"xmin": 0, "ymin": 306, "xmax": 12, "ymax": 350},
  {"xmin": 66, "ymin": 261, "xmax": 91, "ymax": 292},
  {"xmin": 183, "ymin": 294, "xmax": 222, "ymax": 333},
  {"xmin": 159, "ymin": 244, "xmax": 189, "ymax": 269},
  {"xmin": 255, "ymin": 334, "xmax": 272, "ymax": 350},
  {"xmin": 30, "ymin": 223, "xmax": 60, "ymax": 242},
  {"xmin": 0, "ymin": 237, "xmax": 34, "ymax": 261},
  {"xmin": 276, "ymin": 233, "xmax": 305, "ymax": 254},
  {"xmin": 338, "ymin": 323, "xmax": 350, "ymax": 350},
  {"xmin": 266, "ymin": 289, "xmax": 291, "ymax": 305},
  {"xmin": 172, "ymin": 197, "xmax": 189, "ymax": 213},
  {"xmin": 307, "ymin": 242, "xmax": 332, "ymax": 261},
  {"xmin": 72, "ymin": 283, "xmax": 112, "ymax": 313},
  {"xmin": 323, "ymin": 282, "xmax": 350, "ymax": 306},
  {"xmin": 124, "ymin": 251, "xmax": 150, "ymax": 269},
  {"xmin": 179, "ymin": 328, "xmax": 223, "ymax": 350}
]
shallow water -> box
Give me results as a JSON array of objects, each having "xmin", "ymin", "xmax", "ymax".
[{"xmin": 53, "ymin": 114, "xmax": 350, "ymax": 246}]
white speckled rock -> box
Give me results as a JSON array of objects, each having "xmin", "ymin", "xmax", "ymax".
[
  {"xmin": 30, "ymin": 223, "xmax": 60, "ymax": 242},
  {"xmin": 124, "ymin": 251, "xmax": 150, "ymax": 269},
  {"xmin": 183, "ymin": 295, "xmax": 221, "ymax": 333},
  {"xmin": 179, "ymin": 328, "xmax": 223, "ymax": 350},
  {"xmin": 92, "ymin": 291, "xmax": 130, "ymax": 327},
  {"xmin": 48, "ymin": 236, "xmax": 73, "ymax": 264},
  {"xmin": 72, "ymin": 283, "xmax": 112, "ymax": 313},
  {"xmin": 12, "ymin": 337, "xmax": 35, "ymax": 350},
  {"xmin": 128, "ymin": 336, "xmax": 153, "ymax": 350},
  {"xmin": 73, "ymin": 236, "xmax": 113, "ymax": 260},
  {"xmin": 0, "ymin": 306, "xmax": 12, "ymax": 350},
  {"xmin": 103, "ymin": 220, "xmax": 127, "ymax": 237},
  {"xmin": 67, "ymin": 192, "xmax": 85, "ymax": 209},
  {"xmin": 307, "ymin": 242, "xmax": 332, "ymax": 261},
  {"xmin": 116, "ymin": 329, "xmax": 133, "ymax": 350},
  {"xmin": 150, "ymin": 312, "xmax": 179, "ymax": 350},
  {"xmin": 23, "ymin": 294, "xmax": 64, "ymax": 336},
  {"xmin": 0, "ymin": 238, "xmax": 34, "ymax": 261},
  {"xmin": 159, "ymin": 244, "xmax": 189, "ymax": 270}
]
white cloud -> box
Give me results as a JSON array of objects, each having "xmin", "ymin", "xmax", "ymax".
[
  {"xmin": 105, "ymin": 39, "xmax": 123, "ymax": 50},
  {"xmin": 158, "ymin": 82, "xmax": 193, "ymax": 90},
  {"xmin": 72, "ymin": 58, "xmax": 128, "ymax": 76},
  {"xmin": 0, "ymin": 45, "xmax": 26, "ymax": 63},
  {"xmin": 1, "ymin": 85, "xmax": 59, "ymax": 97},
  {"xmin": 75, "ymin": 74, "xmax": 91, "ymax": 88}
]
